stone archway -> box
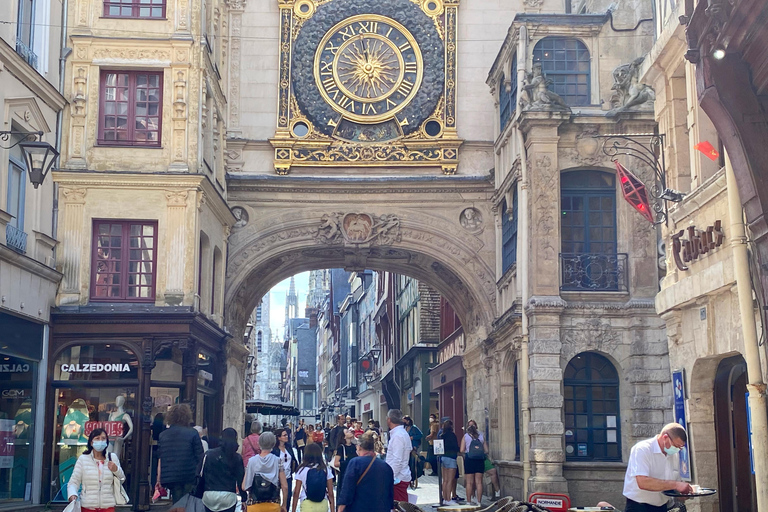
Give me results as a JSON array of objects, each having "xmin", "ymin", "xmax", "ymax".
[{"xmin": 222, "ymin": 175, "xmax": 498, "ymax": 429}]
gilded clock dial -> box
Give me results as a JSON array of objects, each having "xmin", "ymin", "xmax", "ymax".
[{"xmin": 315, "ymin": 15, "xmax": 423, "ymax": 124}]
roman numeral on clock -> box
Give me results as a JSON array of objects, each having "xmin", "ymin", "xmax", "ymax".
[
  {"xmin": 404, "ymin": 62, "xmax": 418, "ymax": 73},
  {"xmin": 339, "ymin": 26, "xmax": 357, "ymax": 40},
  {"xmin": 398, "ymin": 41, "xmax": 412, "ymax": 52},
  {"xmin": 357, "ymin": 21, "xmax": 379, "ymax": 33},
  {"xmin": 361, "ymin": 103, "xmax": 378, "ymax": 115},
  {"xmin": 397, "ymin": 80, "xmax": 414, "ymax": 97},
  {"xmin": 337, "ymin": 95, "xmax": 357, "ymax": 113}
]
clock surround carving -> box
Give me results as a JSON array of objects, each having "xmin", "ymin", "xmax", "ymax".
[{"xmin": 271, "ymin": 0, "xmax": 462, "ymax": 175}]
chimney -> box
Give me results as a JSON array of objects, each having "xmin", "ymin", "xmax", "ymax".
[{"xmin": 306, "ymin": 307, "xmax": 318, "ymax": 328}]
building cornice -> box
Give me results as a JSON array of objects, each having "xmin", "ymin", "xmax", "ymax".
[
  {"xmin": 52, "ymin": 171, "xmax": 236, "ymax": 226},
  {"xmin": 0, "ymin": 39, "xmax": 66, "ymax": 111},
  {"xmin": 0, "ymin": 244, "xmax": 63, "ymax": 284}
]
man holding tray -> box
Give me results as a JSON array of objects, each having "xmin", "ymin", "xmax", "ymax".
[{"xmin": 622, "ymin": 423, "xmax": 693, "ymax": 511}]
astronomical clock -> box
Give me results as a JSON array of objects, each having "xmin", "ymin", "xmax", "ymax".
[{"xmin": 270, "ymin": 0, "xmax": 461, "ymax": 174}]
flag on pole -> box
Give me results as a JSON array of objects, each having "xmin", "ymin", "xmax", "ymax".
[
  {"xmin": 693, "ymin": 140, "xmax": 720, "ymax": 161},
  {"xmin": 615, "ymin": 161, "xmax": 655, "ymax": 224}
]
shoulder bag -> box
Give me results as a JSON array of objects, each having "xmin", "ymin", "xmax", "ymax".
[
  {"xmin": 356, "ymin": 456, "xmax": 376, "ymax": 486},
  {"xmin": 109, "ymin": 453, "xmax": 130, "ymax": 505}
]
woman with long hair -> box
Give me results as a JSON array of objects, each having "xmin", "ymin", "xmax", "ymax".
[
  {"xmin": 468, "ymin": 419, "xmax": 501, "ymax": 499},
  {"xmin": 201, "ymin": 428, "xmax": 245, "ymax": 512},
  {"xmin": 272, "ymin": 429, "xmax": 298, "ymax": 512},
  {"xmin": 67, "ymin": 428, "xmax": 127, "ymax": 512},
  {"xmin": 437, "ymin": 419, "xmax": 460, "ymax": 506},
  {"xmin": 291, "ymin": 443, "xmax": 334, "ymax": 512},
  {"xmin": 243, "ymin": 432, "xmax": 289, "ymax": 512},
  {"xmin": 332, "ymin": 428, "xmax": 357, "ymax": 496},
  {"xmin": 459, "ymin": 421, "xmax": 489, "ymax": 506}
]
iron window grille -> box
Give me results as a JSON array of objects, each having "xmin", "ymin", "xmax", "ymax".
[
  {"xmin": 99, "ymin": 71, "xmax": 163, "ymax": 146},
  {"xmin": 533, "ymin": 37, "xmax": 591, "ymax": 106},
  {"xmin": 91, "ymin": 220, "xmax": 158, "ymax": 301},
  {"xmin": 564, "ymin": 352, "xmax": 621, "ymax": 461}
]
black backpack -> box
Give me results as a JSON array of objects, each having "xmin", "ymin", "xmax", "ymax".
[
  {"xmin": 304, "ymin": 467, "xmax": 327, "ymax": 502},
  {"xmin": 250, "ymin": 474, "xmax": 280, "ymax": 503},
  {"xmin": 467, "ymin": 437, "xmax": 486, "ymax": 460}
]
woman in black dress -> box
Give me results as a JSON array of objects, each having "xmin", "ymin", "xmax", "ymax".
[{"xmin": 333, "ymin": 428, "xmax": 357, "ymax": 495}]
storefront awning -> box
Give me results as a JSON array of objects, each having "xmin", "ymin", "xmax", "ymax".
[
  {"xmin": 245, "ymin": 399, "xmax": 300, "ymax": 416},
  {"xmin": 428, "ymin": 355, "xmax": 465, "ymax": 390}
]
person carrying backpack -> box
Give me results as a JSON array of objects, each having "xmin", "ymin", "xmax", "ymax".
[
  {"xmin": 459, "ymin": 422, "xmax": 489, "ymax": 506},
  {"xmin": 291, "ymin": 443, "xmax": 334, "ymax": 512},
  {"xmin": 243, "ymin": 432, "xmax": 289, "ymax": 512}
]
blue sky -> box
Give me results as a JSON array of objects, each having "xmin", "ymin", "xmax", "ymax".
[{"xmin": 267, "ymin": 271, "xmax": 309, "ymax": 341}]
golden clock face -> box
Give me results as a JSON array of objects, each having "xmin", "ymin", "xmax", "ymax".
[{"xmin": 314, "ymin": 15, "xmax": 423, "ymax": 124}]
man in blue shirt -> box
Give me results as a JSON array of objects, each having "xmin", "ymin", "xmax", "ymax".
[{"xmin": 338, "ymin": 432, "xmax": 394, "ymax": 512}]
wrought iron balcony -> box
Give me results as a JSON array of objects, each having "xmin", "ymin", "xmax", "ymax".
[
  {"xmin": 15, "ymin": 38, "xmax": 38, "ymax": 69},
  {"xmin": 560, "ymin": 253, "xmax": 628, "ymax": 292},
  {"xmin": 6, "ymin": 225, "xmax": 28, "ymax": 253}
]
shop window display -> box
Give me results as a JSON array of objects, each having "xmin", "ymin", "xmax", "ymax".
[
  {"xmin": 51, "ymin": 345, "xmax": 138, "ymax": 502},
  {"xmin": 0, "ymin": 354, "xmax": 37, "ymax": 502}
]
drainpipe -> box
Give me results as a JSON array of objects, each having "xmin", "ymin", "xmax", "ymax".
[
  {"xmin": 515, "ymin": 24, "xmax": 531, "ymax": 500},
  {"xmin": 725, "ymin": 149, "xmax": 768, "ymax": 511}
]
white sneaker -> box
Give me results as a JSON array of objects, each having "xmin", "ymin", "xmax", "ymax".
[
  {"xmin": 471, "ymin": 498, "xmax": 480, "ymax": 506},
  {"xmin": 442, "ymin": 500, "xmax": 457, "ymax": 506},
  {"xmin": 495, "ymin": 491, "xmax": 501, "ymax": 498}
]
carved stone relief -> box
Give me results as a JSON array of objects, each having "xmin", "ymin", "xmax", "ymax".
[
  {"xmin": 460, "ymin": 208, "xmax": 483, "ymax": 233},
  {"xmin": 314, "ymin": 213, "xmax": 402, "ymax": 246},
  {"xmin": 562, "ymin": 318, "xmax": 621, "ymax": 361},
  {"xmin": 232, "ymin": 207, "xmax": 249, "ymax": 228},
  {"xmin": 519, "ymin": 63, "xmax": 571, "ymax": 112}
]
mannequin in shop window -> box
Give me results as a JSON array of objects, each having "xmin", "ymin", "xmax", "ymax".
[{"xmin": 109, "ymin": 395, "xmax": 133, "ymax": 458}]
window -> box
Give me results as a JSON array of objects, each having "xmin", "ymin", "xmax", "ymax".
[
  {"xmin": 99, "ymin": 71, "xmax": 162, "ymax": 146},
  {"xmin": 501, "ymin": 187, "xmax": 518, "ymax": 273},
  {"xmin": 103, "ymin": 0, "xmax": 165, "ymax": 18},
  {"xmin": 533, "ymin": 37, "xmax": 590, "ymax": 106},
  {"xmin": 6, "ymin": 135, "xmax": 27, "ymax": 253},
  {"xmin": 16, "ymin": 0, "xmax": 37, "ymax": 67},
  {"xmin": 499, "ymin": 54, "xmax": 517, "ymax": 131},
  {"xmin": 257, "ymin": 332, "xmax": 263, "ymax": 352},
  {"xmin": 91, "ymin": 220, "xmax": 157, "ymax": 301},
  {"xmin": 564, "ymin": 352, "xmax": 621, "ymax": 461},
  {"xmin": 561, "ymin": 171, "xmax": 616, "ymax": 255}
]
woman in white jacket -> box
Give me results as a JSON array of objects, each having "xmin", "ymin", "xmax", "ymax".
[{"xmin": 67, "ymin": 428, "xmax": 127, "ymax": 512}]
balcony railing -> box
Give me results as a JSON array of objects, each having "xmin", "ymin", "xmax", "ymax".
[
  {"xmin": 15, "ymin": 38, "xmax": 38, "ymax": 69},
  {"xmin": 6, "ymin": 225, "xmax": 28, "ymax": 253},
  {"xmin": 560, "ymin": 253, "xmax": 628, "ymax": 292}
]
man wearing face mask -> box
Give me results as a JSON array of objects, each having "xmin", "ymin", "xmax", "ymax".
[{"xmin": 622, "ymin": 423, "xmax": 692, "ymax": 512}]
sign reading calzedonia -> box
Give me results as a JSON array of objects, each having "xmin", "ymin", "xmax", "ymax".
[{"xmin": 60, "ymin": 363, "xmax": 131, "ymax": 373}]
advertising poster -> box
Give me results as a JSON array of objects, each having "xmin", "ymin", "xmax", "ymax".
[
  {"xmin": 672, "ymin": 369, "xmax": 691, "ymax": 481},
  {"xmin": 0, "ymin": 419, "xmax": 15, "ymax": 469}
]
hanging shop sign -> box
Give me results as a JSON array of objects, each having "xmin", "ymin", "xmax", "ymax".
[
  {"xmin": 671, "ymin": 220, "xmax": 725, "ymax": 271},
  {"xmin": 438, "ymin": 332, "xmax": 464, "ymax": 365},
  {"xmin": 60, "ymin": 363, "xmax": 131, "ymax": 373}
]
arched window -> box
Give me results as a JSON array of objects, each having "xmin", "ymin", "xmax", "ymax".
[
  {"xmin": 564, "ymin": 352, "xmax": 621, "ymax": 461},
  {"xmin": 257, "ymin": 331, "xmax": 263, "ymax": 352},
  {"xmin": 533, "ymin": 37, "xmax": 590, "ymax": 106}
]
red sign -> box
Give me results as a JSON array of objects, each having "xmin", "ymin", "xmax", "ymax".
[
  {"xmin": 84, "ymin": 421, "xmax": 124, "ymax": 438},
  {"xmin": 694, "ymin": 141, "xmax": 720, "ymax": 161},
  {"xmin": 615, "ymin": 161, "xmax": 654, "ymax": 224},
  {"xmin": 364, "ymin": 403, "xmax": 371, "ymax": 412}
]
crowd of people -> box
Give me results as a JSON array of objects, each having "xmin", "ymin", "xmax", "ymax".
[{"xmin": 64, "ymin": 404, "xmax": 509, "ymax": 512}]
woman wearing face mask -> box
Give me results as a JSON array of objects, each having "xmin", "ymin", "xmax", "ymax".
[
  {"xmin": 333, "ymin": 428, "xmax": 357, "ymax": 496},
  {"xmin": 67, "ymin": 428, "xmax": 127, "ymax": 512}
]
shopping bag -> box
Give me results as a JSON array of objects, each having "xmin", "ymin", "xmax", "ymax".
[
  {"xmin": 63, "ymin": 498, "xmax": 81, "ymax": 512},
  {"xmin": 172, "ymin": 493, "xmax": 207, "ymax": 512},
  {"xmin": 152, "ymin": 484, "xmax": 168, "ymax": 503}
]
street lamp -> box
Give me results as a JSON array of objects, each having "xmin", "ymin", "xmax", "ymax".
[
  {"xmin": 0, "ymin": 131, "xmax": 58, "ymax": 189},
  {"xmin": 370, "ymin": 347, "xmax": 381, "ymax": 363}
]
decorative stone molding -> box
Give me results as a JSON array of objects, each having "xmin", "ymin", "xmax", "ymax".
[
  {"xmin": 460, "ymin": 208, "xmax": 483, "ymax": 233},
  {"xmin": 314, "ymin": 213, "xmax": 402, "ymax": 246},
  {"xmin": 165, "ymin": 190, "xmax": 189, "ymax": 206},
  {"xmin": 520, "ymin": 63, "xmax": 571, "ymax": 112}
]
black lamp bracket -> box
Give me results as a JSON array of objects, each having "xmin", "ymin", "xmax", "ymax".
[{"xmin": 0, "ymin": 131, "xmax": 44, "ymax": 150}]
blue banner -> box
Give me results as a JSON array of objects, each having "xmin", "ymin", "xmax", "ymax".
[{"xmin": 672, "ymin": 369, "xmax": 691, "ymax": 480}]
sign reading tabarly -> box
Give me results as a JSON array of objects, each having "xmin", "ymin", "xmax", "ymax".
[{"xmin": 671, "ymin": 220, "xmax": 725, "ymax": 271}]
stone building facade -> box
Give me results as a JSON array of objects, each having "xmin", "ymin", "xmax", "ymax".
[
  {"xmin": 644, "ymin": 0, "xmax": 766, "ymax": 509},
  {"xmin": 48, "ymin": 0, "xmax": 244, "ymax": 508},
  {"xmin": 483, "ymin": 3, "xmax": 669, "ymax": 505}
]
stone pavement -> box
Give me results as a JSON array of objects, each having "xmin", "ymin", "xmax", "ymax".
[{"xmin": 408, "ymin": 474, "xmax": 495, "ymax": 509}]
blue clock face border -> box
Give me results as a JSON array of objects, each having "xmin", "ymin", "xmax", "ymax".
[{"xmin": 291, "ymin": 0, "xmax": 445, "ymax": 140}]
